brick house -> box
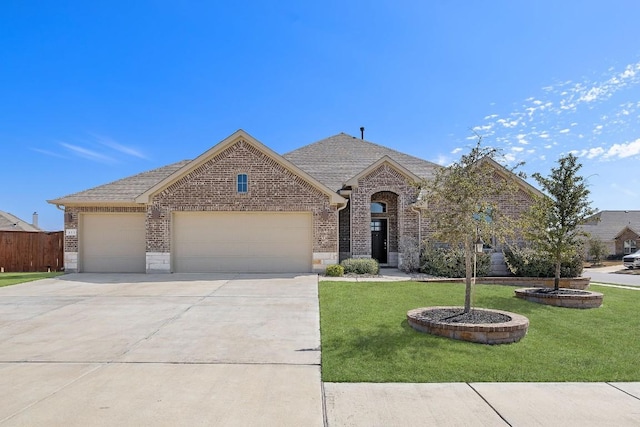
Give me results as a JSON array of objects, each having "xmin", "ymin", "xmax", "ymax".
[
  {"xmin": 580, "ymin": 210, "xmax": 640, "ymax": 258},
  {"xmin": 48, "ymin": 130, "xmax": 537, "ymax": 274}
]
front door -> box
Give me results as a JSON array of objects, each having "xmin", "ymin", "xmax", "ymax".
[{"xmin": 371, "ymin": 219, "xmax": 388, "ymax": 264}]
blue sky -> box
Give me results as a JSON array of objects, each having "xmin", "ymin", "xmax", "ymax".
[{"xmin": 2, "ymin": 1, "xmax": 639, "ymax": 231}]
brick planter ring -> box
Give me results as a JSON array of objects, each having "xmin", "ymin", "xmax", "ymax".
[
  {"xmin": 407, "ymin": 307, "xmax": 529, "ymax": 345},
  {"xmin": 514, "ymin": 288, "xmax": 603, "ymax": 309}
]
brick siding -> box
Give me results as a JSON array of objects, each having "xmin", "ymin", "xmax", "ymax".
[
  {"xmin": 148, "ymin": 139, "xmax": 337, "ymax": 254},
  {"xmin": 350, "ymin": 163, "xmax": 420, "ymax": 262}
]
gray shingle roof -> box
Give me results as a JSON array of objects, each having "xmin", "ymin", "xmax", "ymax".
[
  {"xmin": 49, "ymin": 133, "xmax": 441, "ymax": 204},
  {"xmin": 49, "ymin": 160, "xmax": 191, "ymax": 203},
  {"xmin": 283, "ymin": 133, "xmax": 440, "ymax": 191},
  {"xmin": 580, "ymin": 210, "xmax": 640, "ymax": 241},
  {"xmin": 0, "ymin": 211, "xmax": 41, "ymax": 232}
]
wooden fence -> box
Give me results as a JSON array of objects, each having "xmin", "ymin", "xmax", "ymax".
[{"xmin": 0, "ymin": 231, "xmax": 64, "ymax": 272}]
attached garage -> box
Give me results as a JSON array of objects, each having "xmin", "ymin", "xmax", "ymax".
[
  {"xmin": 172, "ymin": 212, "xmax": 312, "ymax": 273},
  {"xmin": 80, "ymin": 213, "xmax": 146, "ymax": 273}
]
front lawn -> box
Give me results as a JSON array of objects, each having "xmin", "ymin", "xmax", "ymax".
[
  {"xmin": 0, "ymin": 272, "xmax": 64, "ymax": 287},
  {"xmin": 319, "ymin": 281, "xmax": 640, "ymax": 382}
]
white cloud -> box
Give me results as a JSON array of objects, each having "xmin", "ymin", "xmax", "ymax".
[
  {"xmin": 559, "ymin": 129, "xmax": 570, "ymax": 134},
  {"xmin": 451, "ymin": 147, "xmax": 463, "ymax": 154},
  {"xmin": 60, "ymin": 142, "xmax": 115, "ymax": 163},
  {"xmin": 30, "ymin": 148, "xmax": 68, "ymax": 159},
  {"xmin": 603, "ymin": 138, "xmax": 640, "ymax": 159},
  {"xmin": 586, "ymin": 147, "xmax": 605, "ymax": 159},
  {"xmin": 512, "ymin": 146, "xmax": 524, "ymax": 152},
  {"xmin": 473, "ymin": 124, "xmax": 493, "ymax": 132},
  {"xmin": 578, "ymin": 86, "xmax": 604, "ymax": 103},
  {"xmin": 92, "ymin": 134, "xmax": 148, "ymax": 159}
]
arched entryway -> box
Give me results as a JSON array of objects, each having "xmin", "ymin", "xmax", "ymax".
[{"xmin": 370, "ymin": 191, "xmax": 399, "ymax": 265}]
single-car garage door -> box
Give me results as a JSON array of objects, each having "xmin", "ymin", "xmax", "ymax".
[
  {"xmin": 173, "ymin": 212, "xmax": 312, "ymax": 273},
  {"xmin": 80, "ymin": 213, "xmax": 146, "ymax": 273}
]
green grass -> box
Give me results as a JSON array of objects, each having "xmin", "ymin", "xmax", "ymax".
[
  {"xmin": 0, "ymin": 272, "xmax": 64, "ymax": 287},
  {"xmin": 319, "ymin": 281, "xmax": 640, "ymax": 382}
]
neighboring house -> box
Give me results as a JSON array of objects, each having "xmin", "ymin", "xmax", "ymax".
[
  {"xmin": 580, "ymin": 210, "xmax": 640, "ymax": 258},
  {"xmin": 48, "ymin": 130, "xmax": 537, "ymax": 274},
  {"xmin": 0, "ymin": 211, "xmax": 41, "ymax": 232}
]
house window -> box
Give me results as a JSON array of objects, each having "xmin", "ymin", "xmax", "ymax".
[
  {"xmin": 371, "ymin": 202, "xmax": 386, "ymax": 213},
  {"xmin": 371, "ymin": 221, "xmax": 382, "ymax": 231},
  {"xmin": 237, "ymin": 174, "xmax": 248, "ymax": 193},
  {"xmin": 624, "ymin": 239, "xmax": 637, "ymax": 254}
]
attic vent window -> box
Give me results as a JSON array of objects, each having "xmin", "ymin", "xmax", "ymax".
[
  {"xmin": 237, "ymin": 174, "xmax": 248, "ymax": 193},
  {"xmin": 371, "ymin": 202, "xmax": 386, "ymax": 213}
]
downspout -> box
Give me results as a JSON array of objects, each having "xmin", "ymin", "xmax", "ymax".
[
  {"xmin": 336, "ymin": 197, "xmax": 349, "ymax": 261},
  {"xmin": 410, "ymin": 204, "xmax": 422, "ymax": 244}
]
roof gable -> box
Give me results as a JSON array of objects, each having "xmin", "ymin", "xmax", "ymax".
[
  {"xmin": 283, "ymin": 133, "xmax": 439, "ymax": 191},
  {"xmin": 479, "ymin": 157, "xmax": 544, "ymax": 198},
  {"xmin": 580, "ymin": 210, "xmax": 640, "ymax": 241},
  {"xmin": 344, "ymin": 156, "xmax": 422, "ymax": 188},
  {"xmin": 614, "ymin": 225, "xmax": 640, "ymax": 239},
  {"xmin": 0, "ymin": 210, "xmax": 41, "ymax": 232},
  {"xmin": 136, "ymin": 130, "xmax": 346, "ymax": 206}
]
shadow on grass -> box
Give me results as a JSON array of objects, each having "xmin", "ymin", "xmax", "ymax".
[{"xmin": 323, "ymin": 316, "xmax": 490, "ymax": 365}]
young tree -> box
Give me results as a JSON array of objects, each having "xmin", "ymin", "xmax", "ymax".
[
  {"xmin": 588, "ymin": 237, "xmax": 607, "ymax": 266},
  {"xmin": 422, "ymin": 136, "xmax": 523, "ymax": 313},
  {"xmin": 522, "ymin": 154, "xmax": 597, "ymax": 290}
]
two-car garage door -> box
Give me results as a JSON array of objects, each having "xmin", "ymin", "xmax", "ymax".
[
  {"xmin": 79, "ymin": 212, "xmax": 313, "ymax": 273},
  {"xmin": 173, "ymin": 212, "xmax": 312, "ymax": 273}
]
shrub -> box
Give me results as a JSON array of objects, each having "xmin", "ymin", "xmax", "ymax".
[
  {"xmin": 503, "ymin": 246, "xmax": 584, "ymax": 278},
  {"xmin": 325, "ymin": 264, "xmax": 344, "ymax": 277},
  {"xmin": 398, "ymin": 236, "xmax": 421, "ymax": 273},
  {"xmin": 340, "ymin": 258, "xmax": 380, "ymax": 275},
  {"xmin": 420, "ymin": 243, "xmax": 490, "ymax": 278},
  {"xmin": 587, "ymin": 237, "xmax": 607, "ymax": 265}
]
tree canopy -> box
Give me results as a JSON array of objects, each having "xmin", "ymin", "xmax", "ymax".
[
  {"xmin": 521, "ymin": 153, "xmax": 596, "ymax": 289},
  {"xmin": 422, "ymin": 137, "xmax": 524, "ymax": 312}
]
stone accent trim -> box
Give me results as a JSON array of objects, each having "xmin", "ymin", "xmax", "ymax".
[
  {"xmin": 313, "ymin": 252, "xmax": 338, "ymax": 272},
  {"xmin": 146, "ymin": 252, "xmax": 170, "ymax": 273},
  {"xmin": 64, "ymin": 252, "xmax": 78, "ymax": 273}
]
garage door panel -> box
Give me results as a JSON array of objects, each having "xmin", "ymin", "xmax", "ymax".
[
  {"xmin": 173, "ymin": 212, "xmax": 312, "ymax": 273},
  {"xmin": 81, "ymin": 213, "xmax": 146, "ymax": 273}
]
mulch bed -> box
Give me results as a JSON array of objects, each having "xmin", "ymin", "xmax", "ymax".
[
  {"xmin": 413, "ymin": 307, "xmax": 511, "ymax": 324},
  {"xmin": 529, "ymin": 288, "xmax": 590, "ymax": 295}
]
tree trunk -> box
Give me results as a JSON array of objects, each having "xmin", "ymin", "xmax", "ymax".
[
  {"xmin": 464, "ymin": 238, "xmax": 473, "ymax": 313},
  {"xmin": 554, "ymin": 256, "xmax": 561, "ymax": 291}
]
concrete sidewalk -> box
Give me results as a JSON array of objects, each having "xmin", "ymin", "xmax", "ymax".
[{"xmin": 325, "ymin": 382, "xmax": 640, "ymax": 426}]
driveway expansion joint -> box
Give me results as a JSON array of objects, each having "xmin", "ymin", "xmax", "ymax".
[
  {"xmin": 467, "ymin": 383, "xmax": 512, "ymax": 426},
  {"xmin": 607, "ymin": 382, "xmax": 640, "ymax": 401}
]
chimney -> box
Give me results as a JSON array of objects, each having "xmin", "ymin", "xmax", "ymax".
[
  {"xmin": 32, "ymin": 212, "xmax": 38, "ymax": 228},
  {"xmin": 360, "ymin": 127, "xmax": 365, "ymax": 139}
]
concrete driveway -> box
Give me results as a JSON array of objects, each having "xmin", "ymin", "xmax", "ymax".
[{"xmin": 0, "ymin": 273, "xmax": 323, "ymax": 426}]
